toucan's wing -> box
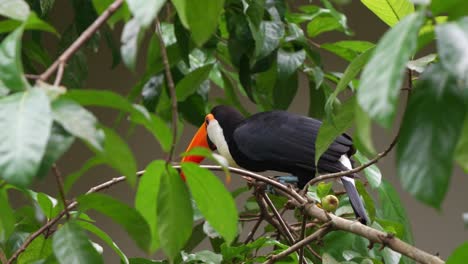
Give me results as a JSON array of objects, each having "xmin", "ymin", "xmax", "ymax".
[{"xmin": 232, "ymin": 111, "xmax": 353, "ymax": 173}]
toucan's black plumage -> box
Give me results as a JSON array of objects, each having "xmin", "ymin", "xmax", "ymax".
[{"xmin": 184, "ymin": 105, "xmax": 369, "ymax": 224}]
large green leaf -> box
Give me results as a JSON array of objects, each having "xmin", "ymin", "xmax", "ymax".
[
  {"xmin": 135, "ymin": 160, "xmax": 165, "ymax": 252},
  {"xmin": 121, "ymin": 18, "xmax": 144, "ymax": 71},
  {"xmin": 354, "ymin": 103, "xmax": 376, "ymax": 156},
  {"xmin": 273, "ymin": 49, "xmax": 305, "ymax": 109},
  {"xmin": 354, "ymin": 151, "xmax": 381, "ymax": 188},
  {"xmin": 78, "ymin": 193, "xmax": 151, "ymax": 251},
  {"xmin": 361, "ymin": 0, "xmax": 414, "ymax": 27},
  {"xmin": 53, "ymin": 221, "xmax": 103, "ymax": 264},
  {"xmin": 447, "ymin": 242, "xmax": 468, "ymax": 264},
  {"xmin": 0, "ymin": 12, "xmax": 58, "ymax": 36},
  {"xmin": 0, "ymin": 88, "xmax": 52, "ymax": 186},
  {"xmin": 455, "ymin": 117, "xmax": 468, "ymax": 173},
  {"xmin": 126, "ymin": 0, "xmax": 165, "ymax": 27},
  {"xmin": 436, "ymin": 17, "xmax": 468, "ymax": 87},
  {"xmin": 397, "ymin": 64, "xmax": 466, "ymax": 208},
  {"xmin": 172, "ymin": 0, "xmax": 224, "ymax": 46},
  {"xmin": 95, "ymin": 127, "xmax": 137, "ymax": 187},
  {"xmin": 253, "ymin": 21, "xmax": 284, "ymax": 60},
  {"xmin": 0, "ymin": 0, "xmax": 30, "ymax": 21},
  {"xmin": 315, "ymin": 97, "xmax": 355, "ymax": 164},
  {"xmin": 176, "ymin": 64, "xmax": 214, "ymax": 101},
  {"xmin": 0, "ymin": 26, "xmax": 29, "ymax": 92},
  {"xmin": 182, "ymin": 163, "xmax": 238, "ymax": 243},
  {"xmin": 357, "ymin": 12, "xmax": 424, "ymax": 128},
  {"xmin": 52, "ymin": 98, "xmax": 103, "ymax": 151},
  {"xmin": 307, "ymin": 15, "xmax": 345, "ymax": 37},
  {"xmin": 157, "ymin": 165, "xmax": 193, "ymax": 261},
  {"xmin": 77, "ymin": 220, "xmax": 129, "ymax": 264},
  {"xmin": 0, "ymin": 189, "xmax": 15, "ymax": 244}
]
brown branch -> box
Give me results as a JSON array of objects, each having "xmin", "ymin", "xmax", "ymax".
[
  {"xmin": 156, "ymin": 19, "xmax": 178, "ymax": 163},
  {"xmin": 298, "ymin": 212, "xmax": 308, "ymax": 264},
  {"xmin": 244, "ymin": 216, "xmax": 263, "ymax": 243},
  {"xmin": 53, "ymin": 62, "xmax": 65, "ymax": 87},
  {"xmin": 39, "ymin": 0, "xmax": 124, "ymax": 82},
  {"xmin": 264, "ymin": 224, "xmax": 331, "ymax": 264},
  {"xmin": 9, "ymin": 165, "xmax": 444, "ymax": 264},
  {"xmin": 52, "ymin": 164, "xmax": 69, "ymax": 219},
  {"xmin": 262, "ymin": 192, "xmax": 295, "ymax": 243}
]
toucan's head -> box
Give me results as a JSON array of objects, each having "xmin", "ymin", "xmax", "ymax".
[{"xmin": 182, "ymin": 105, "xmax": 244, "ymax": 165}]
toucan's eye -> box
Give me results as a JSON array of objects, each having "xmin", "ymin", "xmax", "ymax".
[{"xmin": 205, "ymin": 117, "xmax": 210, "ymax": 125}]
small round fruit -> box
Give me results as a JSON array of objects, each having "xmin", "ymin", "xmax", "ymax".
[{"xmin": 321, "ymin": 195, "xmax": 339, "ymax": 212}]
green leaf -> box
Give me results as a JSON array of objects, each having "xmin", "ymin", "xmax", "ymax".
[
  {"xmin": 36, "ymin": 124, "xmax": 75, "ymax": 179},
  {"xmin": 92, "ymin": 0, "xmax": 130, "ymax": 27},
  {"xmin": 447, "ymin": 242, "xmax": 468, "ymax": 264},
  {"xmin": 0, "ymin": 26, "xmax": 29, "ymax": 91},
  {"xmin": 36, "ymin": 192, "xmax": 57, "ymax": 220},
  {"xmin": 95, "ymin": 127, "xmax": 138, "ymax": 187},
  {"xmin": 18, "ymin": 235, "xmax": 53, "ymax": 264},
  {"xmin": 0, "ymin": 88, "xmax": 52, "ymax": 187},
  {"xmin": 357, "ymin": 12, "xmax": 424, "ymax": 128},
  {"xmin": 65, "ymin": 90, "xmax": 173, "ymax": 152},
  {"xmin": 121, "ymin": 18, "xmax": 144, "ymax": 71},
  {"xmin": 53, "ymin": 221, "xmax": 103, "ymax": 264},
  {"xmin": 157, "ymin": 165, "xmax": 193, "ymax": 261},
  {"xmin": 354, "ymin": 103, "xmax": 376, "ymax": 156},
  {"xmin": 0, "ymin": 189, "xmax": 15, "ymax": 244},
  {"xmin": 360, "ymin": 0, "xmax": 414, "ymax": 27},
  {"xmin": 52, "ymin": 98, "xmax": 103, "ymax": 151},
  {"xmin": 181, "ymin": 250, "xmax": 223, "ymax": 263},
  {"xmin": 436, "ymin": 17, "xmax": 468, "ymax": 87},
  {"xmin": 307, "ymin": 15, "xmax": 344, "ymax": 37},
  {"xmin": 325, "ymin": 47, "xmax": 374, "ymax": 116},
  {"xmin": 127, "ymin": 0, "xmax": 165, "ymax": 27},
  {"xmin": 406, "ymin": 54, "xmax": 437, "ymax": 73},
  {"xmin": 431, "ymin": 0, "xmax": 468, "ymax": 19},
  {"xmin": 78, "ymin": 193, "xmax": 151, "ymax": 251},
  {"xmin": 377, "ymin": 180, "xmax": 414, "ymax": 244},
  {"xmin": 135, "ymin": 160, "xmax": 165, "ymax": 252},
  {"xmin": 172, "ymin": 0, "xmax": 224, "ymax": 46},
  {"xmin": 455, "ymin": 117, "xmax": 468, "ymax": 173},
  {"xmin": 142, "ymin": 74, "xmax": 164, "ymax": 112},
  {"xmin": 356, "ymin": 181, "xmax": 376, "ymax": 222},
  {"xmin": 397, "ymin": 64, "xmax": 466, "ymax": 208},
  {"xmin": 321, "ymin": 40, "xmax": 374, "ymax": 61},
  {"xmin": 253, "ymin": 21, "xmax": 284, "ymax": 60},
  {"xmin": 77, "ymin": 220, "xmax": 129, "ymax": 264},
  {"xmin": 176, "ymin": 64, "xmax": 214, "ymax": 101},
  {"xmin": 182, "ymin": 163, "xmax": 238, "ymax": 243},
  {"xmin": 315, "ymin": 97, "xmax": 355, "ymax": 164},
  {"xmin": 317, "ymin": 182, "xmax": 333, "ymax": 199},
  {"xmin": 273, "ymin": 49, "xmax": 305, "ymax": 110},
  {"xmin": 23, "ymin": 12, "xmax": 58, "ymax": 35},
  {"xmin": 0, "ymin": 0, "xmax": 30, "ymax": 21},
  {"xmin": 354, "ymin": 151, "xmax": 381, "ymax": 188}
]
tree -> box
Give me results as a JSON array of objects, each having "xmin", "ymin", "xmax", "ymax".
[{"xmin": 0, "ymin": 0, "xmax": 466, "ymax": 263}]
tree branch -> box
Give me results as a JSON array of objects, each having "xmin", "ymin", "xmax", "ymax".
[
  {"xmin": 155, "ymin": 19, "xmax": 178, "ymax": 163},
  {"xmin": 52, "ymin": 164, "xmax": 69, "ymax": 219},
  {"xmin": 9, "ymin": 165, "xmax": 444, "ymax": 264},
  {"xmin": 39, "ymin": 0, "xmax": 124, "ymax": 82}
]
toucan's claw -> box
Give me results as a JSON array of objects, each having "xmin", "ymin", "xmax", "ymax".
[{"xmin": 265, "ymin": 175, "xmax": 299, "ymax": 194}]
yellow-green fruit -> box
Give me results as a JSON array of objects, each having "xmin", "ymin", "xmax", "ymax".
[{"xmin": 321, "ymin": 195, "xmax": 339, "ymax": 212}]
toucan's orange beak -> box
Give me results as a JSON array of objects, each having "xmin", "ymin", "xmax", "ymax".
[{"xmin": 180, "ymin": 114, "xmax": 214, "ymax": 180}]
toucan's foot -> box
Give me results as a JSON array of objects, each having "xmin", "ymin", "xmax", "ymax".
[{"xmin": 266, "ymin": 175, "xmax": 299, "ymax": 194}]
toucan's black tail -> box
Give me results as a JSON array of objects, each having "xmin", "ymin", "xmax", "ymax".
[{"xmin": 341, "ymin": 175, "xmax": 369, "ymax": 225}]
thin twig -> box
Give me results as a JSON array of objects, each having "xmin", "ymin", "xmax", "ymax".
[
  {"xmin": 156, "ymin": 19, "xmax": 178, "ymax": 163},
  {"xmin": 298, "ymin": 212, "xmax": 308, "ymax": 264},
  {"xmin": 264, "ymin": 224, "xmax": 332, "ymax": 264},
  {"xmin": 53, "ymin": 62, "xmax": 65, "ymax": 86},
  {"xmin": 25, "ymin": 74, "xmax": 41, "ymax": 80},
  {"xmin": 52, "ymin": 164, "xmax": 69, "ymax": 219},
  {"xmin": 244, "ymin": 216, "xmax": 263, "ymax": 244},
  {"xmin": 39, "ymin": 0, "xmax": 124, "ymax": 82},
  {"xmin": 262, "ymin": 193, "xmax": 295, "ymax": 244}
]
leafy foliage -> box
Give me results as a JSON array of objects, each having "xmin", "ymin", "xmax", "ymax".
[{"xmin": 0, "ymin": 0, "xmax": 466, "ymax": 263}]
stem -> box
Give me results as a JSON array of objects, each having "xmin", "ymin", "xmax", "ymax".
[
  {"xmin": 52, "ymin": 164, "xmax": 69, "ymax": 219},
  {"xmin": 38, "ymin": 0, "xmax": 124, "ymax": 82}
]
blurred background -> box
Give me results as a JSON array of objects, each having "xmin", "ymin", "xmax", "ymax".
[{"xmin": 25, "ymin": 0, "xmax": 468, "ymax": 262}]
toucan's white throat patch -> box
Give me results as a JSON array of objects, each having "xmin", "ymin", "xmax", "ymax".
[{"xmin": 207, "ymin": 119, "xmax": 238, "ymax": 167}]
